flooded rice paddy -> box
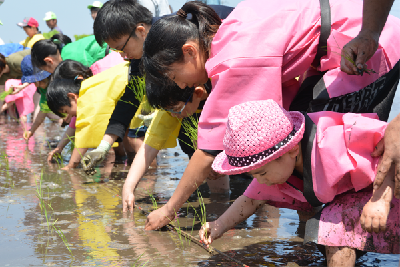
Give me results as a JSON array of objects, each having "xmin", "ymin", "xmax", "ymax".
[{"xmin": 0, "ymin": 89, "xmax": 400, "ymax": 267}]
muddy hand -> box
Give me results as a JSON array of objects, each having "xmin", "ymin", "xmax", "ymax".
[
  {"xmin": 199, "ymin": 221, "xmax": 224, "ymax": 248},
  {"xmin": 341, "ymin": 30, "xmax": 379, "ymax": 75},
  {"xmin": 81, "ymin": 150, "xmax": 106, "ymax": 175},
  {"xmin": 360, "ymin": 197, "xmax": 390, "ymax": 233},
  {"xmin": 372, "ymin": 114, "xmax": 400, "ymax": 198},
  {"xmin": 145, "ymin": 205, "xmax": 174, "ymax": 230},
  {"xmin": 122, "ymin": 184, "xmax": 136, "ymax": 212}
]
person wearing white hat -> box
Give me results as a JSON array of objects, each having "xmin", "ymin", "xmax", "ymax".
[
  {"xmin": 87, "ymin": 1, "xmax": 103, "ymax": 20},
  {"xmin": 43, "ymin": 11, "xmax": 63, "ymax": 35}
]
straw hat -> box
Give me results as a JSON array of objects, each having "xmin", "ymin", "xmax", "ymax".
[{"xmin": 212, "ymin": 99, "xmax": 305, "ymax": 175}]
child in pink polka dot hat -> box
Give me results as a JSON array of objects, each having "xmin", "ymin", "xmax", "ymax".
[{"xmin": 200, "ymin": 99, "xmax": 399, "ymax": 266}]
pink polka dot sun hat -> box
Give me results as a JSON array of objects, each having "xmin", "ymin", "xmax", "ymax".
[{"xmin": 212, "ymin": 100, "xmax": 305, "ymax": 175}]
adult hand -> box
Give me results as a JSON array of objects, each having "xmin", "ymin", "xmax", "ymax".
[
  {"xmin": 23, "ymin": 130, "xmax": 32, "ymax": 141},
  {"xmin": 145, "ymin": 205, "xmax": 175, "ymax": 230},
  {"xmin": 122, "ymin": 184, "xmax": 136, "ymax": 212},
  {"xmin": 199, "ymin": 220, "xmax": 224, "ymax": 248},
  {"xmin": 371, "ymin": 114, "xmax": 400, "ymax": 198},
  {"xmin": 340, "ymin": 30, "xmax": 379, "ymax": 75},
  {"xmin": 47, "ymin": 147, "xmax": 62, "ymax": 162}
]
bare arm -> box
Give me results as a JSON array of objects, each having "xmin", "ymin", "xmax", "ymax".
[
  {"xmin": 63, "ymin": 148, "xmax": 88, "ymax": 170},
  {"xmin": 199, "ymin": 195, "xmax": 266, "ymax": 247},
  {"xmin": 122, "ymin": 143, "xmax": 159, "ymax": 212},
  {"xmin": 371, "ymin": 114, "xmax": 400, "ymax": 198},
  {"xmin": 145, "ymin": 149, "xmax": 215, "ymax": 230},
  {"xmin": 341, "ymin": 0, "xmax": 394, "ymax": 74},
  {"xmin": 24, "ymin": 111, "xmax": 46, "ymax": 139}
]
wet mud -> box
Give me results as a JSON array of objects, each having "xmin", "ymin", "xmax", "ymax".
[{"xmin": 0, "ymin": 115, "xmax": 399, "ymax": 267}]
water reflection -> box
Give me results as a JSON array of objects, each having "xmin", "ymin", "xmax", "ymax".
[{"xmin": 0, "ymin": 116, "xmax": 399, "ymax": 266}]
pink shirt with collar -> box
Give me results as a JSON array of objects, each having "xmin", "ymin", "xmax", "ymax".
[{"xmin": 198, "ymin": 0, "xmax": 400, "ymax": 151}]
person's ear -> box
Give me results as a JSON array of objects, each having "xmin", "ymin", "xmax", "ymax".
[
  {"xmin": 43, "ymin": 57, "xmax": 53, "ymax": 65},
  {"xmin": 288, "ymin": 144, "xmax": 300, "ymax": 159},
  {"xmin": 135, "ymin": 24, "xmax": 147, "ymax": 39},
  {"xmin": 67, "ymin": 93, "xmax": 78, "ymax": 102},
  {"xmin": 182, "ymin": 44, "xmax": 197, "ymax": 59},
  {"xmin": 193, "ymin": 85, "xmax": 205, "ymax": 100}
]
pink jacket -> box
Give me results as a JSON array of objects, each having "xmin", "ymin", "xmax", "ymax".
[
  {"xmin": 198, "ymin": 0, "xmax": 400, "ymax": 150},
  {"xmin": 243, "ymin": 112, "xmax": 387, "ymax": 210}
]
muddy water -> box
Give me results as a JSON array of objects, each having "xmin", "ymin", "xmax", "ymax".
[{"xmin": 0, "ymin": 110, "xmax": 399, "ymax": 267}]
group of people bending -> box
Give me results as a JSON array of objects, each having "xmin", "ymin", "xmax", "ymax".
[{"xmin": 0, "ymin": 0, "xmax": 400, "ymax": 266}]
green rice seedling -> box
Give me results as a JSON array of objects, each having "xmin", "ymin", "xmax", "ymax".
[
  {"xmin": 132, "ymin": 253, "xmax": 149, "ymax": 267},
  {"xmin": 180, "ymin": 115, "xmax": 199, "ymax": 150},
  {"xmin": 36, "ymin": 170, "xmax": 73, "ymax": 257},
  {"xmin": 0, "ymin": 87, "xmax": 13, "ymax": 101},
  {"xmin": 46, "ymin": 141, "xmax": 64, "ymax": 169},
  {"xmin": 147, "ymin": 190, "xmax": 158, "ymax": 211},
  {"xmin": 52, "ymin": 219, "xmax": 73, "ymax": 256}
]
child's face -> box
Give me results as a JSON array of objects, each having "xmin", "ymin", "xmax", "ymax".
[
  {"xmin": 58, "ymin": 93, "xmax": 78, "ymax": 118},
  {"xmin": 34, "ymin": 79, "xmax": 49, "ymax": 89},
  {"xmin": 248, "ymin": 151, "xmax": 297, "ymax": 186},
  {"xmin": 23, "ymin": 26, "xmax": 37, "ymax": 38},
  {"xmin": 167, "ymin": 86, "xmax": 205, "ymax": 119},
  {"xmin": 167, "ymin": 42, "xmax": 209, "ymax": 89},
  {"xmin": 42, "ymin": 53, "xmax": 62, "ymax": 73}
]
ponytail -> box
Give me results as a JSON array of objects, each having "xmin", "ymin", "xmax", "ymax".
[
  {"xmin": 31, "ymin": 34, "xmax": 72, "ymax": 68},
  {"xmin": 142, "ymin": 1, "xmax": 221, "ymax": 86},
  {"xmin": 47, "ymin": 60, "xmax": 93, "ymax": 117}
]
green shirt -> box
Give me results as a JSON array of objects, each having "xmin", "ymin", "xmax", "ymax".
[{"xmin": 61, "ymin": 35, "xmax": 107, "ymax": 67}]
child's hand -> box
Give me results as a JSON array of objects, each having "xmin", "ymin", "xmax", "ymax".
[
  {"xmin": 11, "ymin": 84, "xmax": 26, "ymax": 95},
  {"xmin": 199, "ymin": 220, "xmax": 225, "ymax": 248},
  {"xmin": 122, "ymin": 184, "xmax": 136, "ymax": 212},
  {"xmin": 23, "ymin": 130, "xmax": 32, "ymax": 140},
  {"xmin": 61, "ymin": 165, "xmax": 72, "ymax": 171},
  {"xmin": 360, "ymin": 197, "xmax": 391, "ymax": 233},
  {"xmin": 47, "ymin": 147, "xmax": 62, "ymax": 163}
]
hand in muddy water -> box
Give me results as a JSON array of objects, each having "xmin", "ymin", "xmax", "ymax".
[
  {"xmin": 199, "ymin": 221, "xmax": 224, "ymax": 248},
  {"xmin": 23, "ymin": 130, "xmax": 32, "ymax": 141},
  {"xmin": 145, "ymin": 205, "xmax": 175, "ymax": 230},
  {"xmin": 47, "ymin": 147, "xmax": 62, "ymax": 162},
  {"xmin": 360, "ymin": 197, "xmax": 390, "ymax": 233},
  {"xmin": 81, "ymin": 150, "xmax": 107, "ymax": 175},
  {"xmin": 122, "ymin": 185, "xmax": 136, "ymax": 212}
]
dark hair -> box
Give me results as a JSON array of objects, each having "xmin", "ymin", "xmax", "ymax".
[
  {"xmin": 93, "ymin": 0, "xmax": 152, "ymax": 46},
  {"xmin": 142, "ymin": 1, "xmax": 221, "ymax": 86},
  {"xmin": 24, "ymin": 25, "xmax": 40, "ymax": 32},
  {"xmin": 31, "ymin": 34, "xmax": 72, "ymax": 68},
  {"xmin": 47, "ymin": 60, "xmax": 93, "ymax": 117},
  {"xmin": 90, "ymin": 7, "xmax": 101, "ymax": 12},
  {"xmin": 146, "ymin": 79, "xmax": 212, "ymax": 109},
  {"xmin": 0, "ymin": 53, "xmax": 6, "ymax": 73}
]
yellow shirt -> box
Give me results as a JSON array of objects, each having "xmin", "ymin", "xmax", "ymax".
[
  {"xmin": 76, "ymin": 62, "xmax": 130, "ymax": 148},
  {"xmin": 19, "ymin": 34, "xmax": 45, "ymax": 48}
]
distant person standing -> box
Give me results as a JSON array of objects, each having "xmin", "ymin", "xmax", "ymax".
[
  {"xmin": 17, "ymin": 17, "xmax": 45, "ymax": 48},
  {"xmin": 137, "ymin": 0, "xmax": 171, "ymax": 17},
  {"xmin": 43, "ymin": 12, "xmax": 63, "ymax": 35},
  {"xmin": 87, "ymin": 1, "xmax": 103, "ymax": 20}
]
